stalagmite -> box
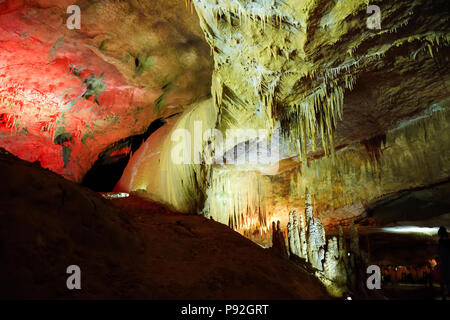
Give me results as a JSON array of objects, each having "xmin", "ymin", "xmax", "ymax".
[
  {"xmin": 271, "ymin": 221, "xmax": 280, "ymax": 253},
  {"xmin": 299, "ymin": 214, "xmax": 308, "ymax": 261},
  {"xmin": 305, "ymin": 188, "xmax": 314, "ymax": 226},
  {"xmin": 304, "ymin": 189, "xmax": 326, "ymax": 270},
  {"xmin": 287, "ymin": 211, "xmax": 301, "ymax": 257},
  {"xmin": 277, "ymin": 221, "xmax": 289, "ymax": 258},
  {"xmin": 346, "ymin": 220, "xmax": 365, "ymax": 293},
  {"xmin": 323, "ymin": 237, "xmax": 339, "ymax": 281}
]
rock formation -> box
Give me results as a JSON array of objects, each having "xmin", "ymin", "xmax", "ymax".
[
  {"xmin": 299, "ymin": 213, "xmax": 308, "ymax": 261},
  {"xmin": 1, "ymin": 0, "xmax": 449, "ymax": 301},
  {"xmin": 287, "ymin": 211, "xmax": 301, "ymax": 257},
  {"xmin": 305, "ymin": 190, "xmax": 327, "ymax": 271},
  {"xmin": 324, "ymin": 237, "xmax": 339, "ymax": 282},
  {"xmin": 337, "ymin": 226, "xmax": 350, "ymax": 286},
  {"xmin": 284, "ymin": 189, "xmax": 360, "ymax": 296}
]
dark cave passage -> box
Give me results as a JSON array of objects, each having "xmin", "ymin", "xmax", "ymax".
[{"xmin": 82, "ymin": 118, "xmax": 166, "ymax": 192}]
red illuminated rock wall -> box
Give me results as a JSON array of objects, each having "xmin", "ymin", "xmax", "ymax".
[{"xmin": 0, "ymin": 0, "xmax": 212, "ymax": 181}]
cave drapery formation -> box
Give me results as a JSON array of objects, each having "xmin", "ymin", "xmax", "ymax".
[{"xmin": 1, "ymin": 0, "xmax": 450, "ymax": 298}]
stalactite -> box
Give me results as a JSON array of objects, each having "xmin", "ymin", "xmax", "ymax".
[
  {"xmin": 190, "ymin": 0, "xmax": 349, "ymax": 158},
  {"xmin": 288, "ymin": 106, "xmax": 450, "ymax": 213},
  {"xmin": 203, "ymin": 169, "xmax": 271, "ymax": 235}
]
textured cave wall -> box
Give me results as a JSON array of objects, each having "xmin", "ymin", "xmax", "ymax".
[
  {"xmin": 286, "ymin": 105, "xmax": 450, "ymax": 226},
  {"xmin": 180, "ymin": 0, "xmax": 450, "ymax": 233},
  {"xmin": 199, "ymin": 90, "xmax": 450, "ymax": 237},
  {"xmin": 191, "ymin": 0, "xmax": 449, "ymax": 154},
  {"xmin": 0, "ymin": 0, "xmax": 212, "ymax": 181}
]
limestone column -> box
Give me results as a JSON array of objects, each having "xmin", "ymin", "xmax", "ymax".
[
  {"xmin": 305, "ymin": 189, "xmax": 326, "ymax": 270},
  {"xmin": 288, "ymin": 211, "xmax": 301, "ymax": 257},
  {"xmin": 299, "ymin": 213, "xmax": 308, "ymax": 261}
]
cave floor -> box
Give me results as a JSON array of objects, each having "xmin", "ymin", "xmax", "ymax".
[
  {"xmin": 103, "ymin": 195, "xmax": 332, "ymax": 300},
  {"xmin": 0, "ymin": 150, "xmax": 330, "ymax": 299}
]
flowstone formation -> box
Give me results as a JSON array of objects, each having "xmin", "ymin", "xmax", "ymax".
[
  {"xmin": 281, "ymin": 189, "xmax": 361, "ymax": 297},
  {"xmin": 203, "ymin": 169, "xmax": 271, "ymax": 232}
]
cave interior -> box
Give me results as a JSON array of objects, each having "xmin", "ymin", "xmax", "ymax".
[{"xmin": 0, "ymin": 0, "xmax": 449, "ymax": 300}]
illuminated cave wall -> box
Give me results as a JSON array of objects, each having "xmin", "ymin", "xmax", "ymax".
[
  {"xmin": 141, "ymin": 0, "xmax": 448, "ymax": 235},
  {"xmin": 288, "ymin": 105, "xmax": 450, "ymax": 226},
  {"xmin": 190, "ymin": 0, "xmax": 450, "ymax": 158},
  {"xmin": 117, "ymin": 0, "xmax": 449, "ymax": 240},
  {"xmin": 0, "ymin": 0, "xmax": 212, "ymax": 182}
]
